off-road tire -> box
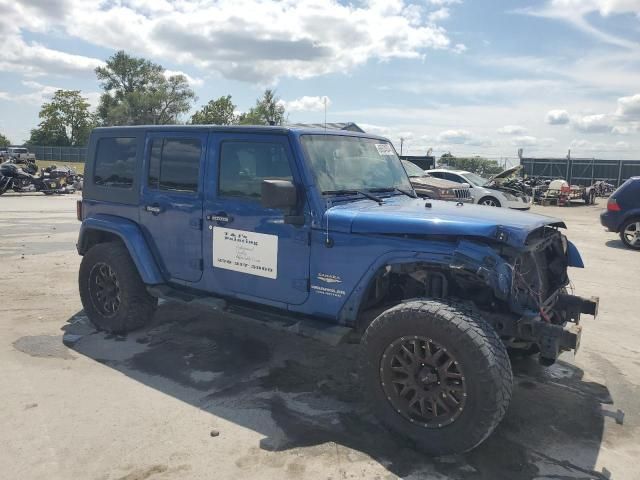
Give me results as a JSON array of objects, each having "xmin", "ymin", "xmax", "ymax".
[
  {"xmin": 479, "ymin": 196, "xmax": 501, "ymax": 207},
  {"xmin": 620, "ymin": 218, "xmax": 640, "ymax": 250},
  {"xmin": 360, "ymin": 299, "xmax": 512, "ymax": 455},
  {"xmin": 79, "ymin": 241, "xmax": 157, "ymax": 333}
]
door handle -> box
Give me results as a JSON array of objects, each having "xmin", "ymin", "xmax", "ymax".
[
  {"xmin": 145, "ymin": 204, "xmax": 162, "ymax": 215},
  {"xmin": 206, "ymin": 212, "xmax": 233, "ymax": 224}
]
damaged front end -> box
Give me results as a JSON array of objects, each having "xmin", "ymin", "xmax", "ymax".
[{"xmin": 452, "ymin": 227, "xmax": 598, "ymax": 365}]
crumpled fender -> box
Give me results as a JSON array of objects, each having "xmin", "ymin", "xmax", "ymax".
[
  {"xmin": 450, "ymin": 240, "xmax": 512, "ymax": 300},
  {"xmin": 339, "ymin": 239, "xmax": 513, "ymax": 325},
  {"xmin": 566, "ymin": 240, "xmax": 584, "ymax": 268},
  {"xmin": 78, "ymin": 214, "xmax": 164, "ymax": 285}
]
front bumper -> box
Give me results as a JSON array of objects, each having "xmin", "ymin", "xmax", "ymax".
[{"xmin": 484, "ymin": 294, "xmax": 599, "ymax": 365}]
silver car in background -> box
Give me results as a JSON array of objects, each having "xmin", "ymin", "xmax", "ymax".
[{"xmin": 429, "ymin": 167, "xmax": 532, "ymax": 209}]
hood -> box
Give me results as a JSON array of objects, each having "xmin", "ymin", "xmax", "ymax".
[
  {"xmin": 409, "ymin": 175, "xmax": 467, "ymax": 189},
  {"xmin": 325, "ymin": 196, "xmax": 564, "ymax": 248},
  {"xmin": 488, "ymin": 165, "xmax": 522, "ymax": 184}
]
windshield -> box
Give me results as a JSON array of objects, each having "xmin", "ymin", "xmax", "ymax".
[
  {"xmin": 401, "ymin": 160, "xmax": 427, "ymax": 177},
  {"xmin": 11, "ymin": 148, "xmax": 28, "ymax": 154},
  {"xmin": 461, "ymin": 172, "xmax": 488, "ymax": 187},
  {"xmin": 301, "ymin": 135, "xmax": 412, "ymax": 193}
]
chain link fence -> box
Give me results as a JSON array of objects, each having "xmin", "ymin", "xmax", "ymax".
[
  {"xmin": 520, "ymin": 157, "xmax": 640, "ymax": 187},
  {"xmin": 30, "ymin": 145, "xmax": 87, "ymax": 163}
]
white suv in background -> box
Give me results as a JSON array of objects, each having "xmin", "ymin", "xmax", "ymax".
[{"xmin": 429, "ymin": 168, "xmax": 532, "ymax": 210}]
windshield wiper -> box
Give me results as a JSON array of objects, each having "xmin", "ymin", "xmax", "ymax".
[
  {"xmin": 370, "ymin": 187, "xmax": 417, "ymax": 199},
  {"xmin": 322, "ymin": 189, "xmax": 383, "ymax": 204}
]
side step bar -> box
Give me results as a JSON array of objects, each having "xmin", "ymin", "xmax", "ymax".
[{"xmin": 146, "ymin": 285, "xmax": 354, "ymax": 346}]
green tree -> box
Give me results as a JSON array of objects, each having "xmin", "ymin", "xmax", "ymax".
[
  {"xmin": 0, "ymin": 133, "xmax": 10, "ymax": 148},
  {"xmin": 438, "ymin": 153, "xmax": 503, "ymax": 177},
  {"xmin": 27, "ymin": 90, "xmax": 96, "ymax": 146},
  {"xmin": 238, "ymin": 89, "xmax": 286, "ymax": 126},
  {"xmin": 190, "ymin": 95, "xmax": 237, "ymax": 125},
  {"xmin": 96, "ymin": 51, "xmax": 196, "ymax": 126}
]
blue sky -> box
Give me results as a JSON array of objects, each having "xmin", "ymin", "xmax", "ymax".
[{"xmin": 1, "ymin": 0, "xmax": 639, "ymax": 160}]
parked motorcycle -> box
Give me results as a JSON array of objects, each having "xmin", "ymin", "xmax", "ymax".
[
  {"xmin": 0, "ymin": 161, "xmax": 76, "ymax": 195},
  {"xmin": 592, "ymin": 180, "xmax": 615, "ymax": 197},
  {"xmin": 43, "ymin": 164, "xmax": 83, "ymax": 191}
]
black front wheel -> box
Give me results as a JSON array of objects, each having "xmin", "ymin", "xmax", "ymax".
[
  {"xmin": 79, "ymin": 242, "xmax": 157, "ymax": 333},
  {"xmin": 360, "ymin": 300, "xmax": 512, "ymax": 455},
  {"xmin": 479, "ymin": 196, "xmax": 501, "ymax": 207}
]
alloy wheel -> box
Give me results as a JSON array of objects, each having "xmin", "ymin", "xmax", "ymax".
[
  {"xmin": 380, "ymin": 336, "xmax": 467, "ymax": 428},
  {"xmin": 623, "ymin": 222, "xmax": 640, "ymax": 247},
  {"xmin": 89, "ymin": 262, "xmax": 122, "ymax": 316}
]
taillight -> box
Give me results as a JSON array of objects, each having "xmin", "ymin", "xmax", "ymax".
[
  {"xmin": 76, "ymin": 200, "xmax": 83, "ymax": 221},
  {"xmin": 607, "ymin": 198, "xmax": 621, "ymax": 212}
]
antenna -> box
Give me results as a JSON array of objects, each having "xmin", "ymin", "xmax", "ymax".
[{"xmin": 324, "ymin": 96, "xmax": 327, "ymax": 131}]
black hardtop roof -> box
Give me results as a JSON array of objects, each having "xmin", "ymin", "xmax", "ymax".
[{"xmin": 91, "ymin": 125, "xmax": 389, "ymax": 141}]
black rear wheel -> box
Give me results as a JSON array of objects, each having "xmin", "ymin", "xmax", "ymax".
[
  {"xmin": 620, "ymin": 219, "xmax": 640, "ymax": 250},
  {"xmin": 361, "ymin": 300, "xmax": 512, "ymax": 455},
  {"xmin": 79, "ymin": 242, "xmax": 157, "ymax": 333}
]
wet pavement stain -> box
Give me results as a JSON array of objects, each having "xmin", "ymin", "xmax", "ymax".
[
  {"xmin": 65, "ymin": 305, "xmax": 616, "ymax": 480},
  {"xmin": 13, "ymin": 335, "xmax": 75, "ymax": 359},
  {"xmin": 127, "ymin": 322, "xmax": 270, "ymax": 391}
]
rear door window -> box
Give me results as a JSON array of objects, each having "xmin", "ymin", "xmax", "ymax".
[
  {"xmin": 218, "ymin": 141, "xmax": 292, "ymax": 200},
  {"xmin": 94, "ymin": 137, "xmax": 137, "ymax": 188},
  {"xmin": 148, "ymin": 138, "xmax": 202, "ymax": 193}
]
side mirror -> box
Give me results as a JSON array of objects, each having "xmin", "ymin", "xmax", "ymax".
[{"xmin": 261, "ymin": 179, "xmax": 298, "ymax": 210}]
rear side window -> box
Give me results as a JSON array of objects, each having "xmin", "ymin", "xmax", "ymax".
[
  {"xmin": 94, "ymin": 137, "xmax": 137, "ymax": 188},
  {"xmin": 219, "ymin": 141, "xmax": 292, "ymax": 199},
  {"xmin": 148, "ymin": 138, "xmax": 202, "ymax": 193}
]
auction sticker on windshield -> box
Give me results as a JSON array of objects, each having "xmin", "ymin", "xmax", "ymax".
[
  {"xmin": 375, "ymin": 143, "xmax": 395, "ymax": 156},
  {"xmin": 213, "ymin": 227, "xmax": 278, "ymax": 279}
]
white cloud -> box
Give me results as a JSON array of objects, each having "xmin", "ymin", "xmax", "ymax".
[
  {"xmin": 612, "ymin": 123, "xmax": 640, "ymax": 134},
  {"xmin": 428, "ymin": 8, "xmax": 450, "ymax": 22},
  {"xmin": 570, "ymin": 138, "xmax": 632, "ymax": 152},
  {"xmin": 0, "ymin": 37, "xmax": 104, "ymax": 78},
  {"xmin": 512, "ymin": 136, "xmax": 538, "ymax": 146},
  {"xmin": 1, "ymin": 0, "xmax": 460, "ymax": 84},
  {"xmin": 164, "ymin": 70, "xmax": 204, "ymax": 87},
  {"xmin": 396, "ymin": 78, "xmax": 561, "ymax": 98},
  {"xmin": 521, "ymin": 1, "xmax": 640, "ymax": 49},
  {"xmin": 616, "ymin": 93, "xmax": 640, "ymax": 118},
  {"xmin": 497, "ymin": 125, "xmax": 527, "ymax": 135},
  {"xmin": 546, "ymin": 109, "xmax": 571, "ymax": 124},
  {"xmin": 0, "ymin": 80, "xmax": 100, "ymax": 108},
  {"xmin": 281, "ymin": 96, "xmax": 331, "ymax": 112},
  {"xmin": 437, "ymin": 129, "xmax": 493, "ymax": 146},
  {"xmin": 428, "ymin": 0, "xmax": 461, "ymax": 5},
  {"xmin": 511, "ymin": 136, "xmax": 557, "ymax": 147},
  {"xmin": 571, "ymin": 113, "xmax": 615, "ymax": 132}
]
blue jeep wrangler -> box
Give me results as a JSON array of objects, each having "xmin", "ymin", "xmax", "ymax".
[{"xmin": 77, "ymin": 126, "xmax": 597, "ymax": 454}]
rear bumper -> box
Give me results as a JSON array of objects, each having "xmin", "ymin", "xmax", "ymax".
[{"xmin": 600, "ymin": 210, "xmax": 621, "ymax": 232}]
